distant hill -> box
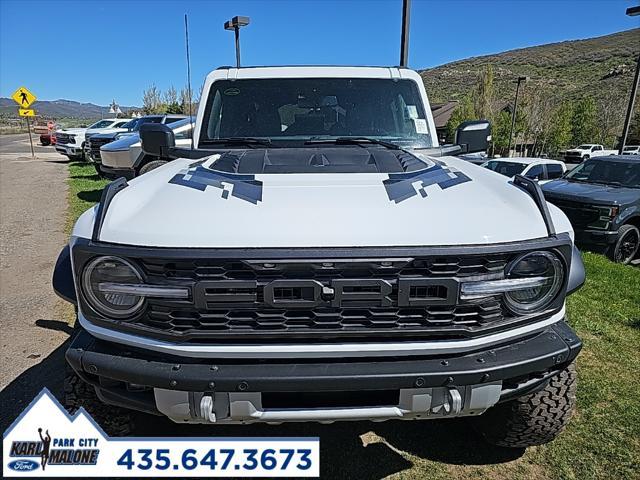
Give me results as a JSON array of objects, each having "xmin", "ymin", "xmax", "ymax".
[
  {"xmin": 420, "ymin": 28, "xmax": 639, "ymax": 105},
  {"xmin": 0, "ymin": 98, "xmax": 140, "ymax": 119}
]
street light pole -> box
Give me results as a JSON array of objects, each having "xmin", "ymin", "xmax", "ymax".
[
  {"xmin": 619, "ymin": 5, "xmax": 640, "ymax": 154},
  {"xmin": 507, "ymin": 76, "xmax": 529, "ymax": 158},
  {"xmin": 224, "ymin": 16, "xmax": 250, "ymax": 68}
]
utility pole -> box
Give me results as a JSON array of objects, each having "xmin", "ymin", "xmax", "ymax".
[
  {"xmin": 400, "ymin": 0, "xmax": 411, "ymax": 67},
  {"xmin": 224, "ymin": 16, "xmax": 250, "ymax": 68},
  {"xmin": 507, "ymin": 76, "xmax": 529, "ymax": 157},
  {"xmin": 619, "ymin": 5, "xmax": 640, "ymax": 154}
]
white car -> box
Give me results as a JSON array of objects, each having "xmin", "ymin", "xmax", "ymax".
[
  {"xmin": 481, "ymin": 157, "xmax": 567, "ymax": 184},
  {"xmin": 83, "ymin": 118, "xmax": 132, "ymax": 157},
  {"xmin": 564, "ymin": 144, "xmax": 617, "ymax": 163},
  {"xmin": 99, "ymin": 117, "xmax": 195, "ymax": 179},
  {"xmin": 54, "ymin": 66, "xmax": 585, "ymax": 448},
  {"xmin": 55, "ymin": 118, "xmax": 130, "ymax": 160},
  {"xmin": 621, "ymin": 145, "xmax": 640, "ymax": 155}
]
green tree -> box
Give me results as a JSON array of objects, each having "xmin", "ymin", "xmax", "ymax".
[
  {"xmin": 142, "ymin": 84, "xmax": 164, "ymax": 114},
  {"xmin": 163, "ymin": 86, "xmax": 183, "ymax": 114},
  {"xmin": 445, "ymin": 94, "xmax": 474, "ymax": 141},
  {"xmin": 571, "ymin": 97, "xmax": 598, "ymax": 146},
  {"xmin": 473, "ymin": 65, "xmax": 495, "ymax": 121},
  {"xmin": 547, "ymin": 102, "xmax": 573, "ymax": 155},
  {"xmin": 491, "ymin": 110, "xmax": 513, "ymax": 154}
]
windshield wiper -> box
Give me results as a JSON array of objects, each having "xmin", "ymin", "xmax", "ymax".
[
  {"xmin": 203, "ymin": 137, "xmax": 272, "ymax": 148},
  {"xmin": 304, "ymin": 137, "xmax": 401, "ymax": 150},
  {"xmin": 566, "ymin": 177, "xmax": 588, "ymax": 183}
]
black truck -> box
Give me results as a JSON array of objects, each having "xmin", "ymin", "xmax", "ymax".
[{"xmin": 542, "ymin": 155, "xmax": 640, "ymax": 264}]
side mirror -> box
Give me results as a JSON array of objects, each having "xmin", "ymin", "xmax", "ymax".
[
  {"xmin": 455, "ymin": 120, "xmax": 491, "ymax": 154},
  {"xmin": 140, "ymin": 123, "xmax": 175, "ymax": 158}
]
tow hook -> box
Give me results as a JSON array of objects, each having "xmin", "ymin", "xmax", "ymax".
[
  {"xmin": 432, "ymin": 387, "xmax": 463, "ymax": 415},
  {"xmin": 199, "ymin": 395, "xmax": 216, "ymax": 423}
]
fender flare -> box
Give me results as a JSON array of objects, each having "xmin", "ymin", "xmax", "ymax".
[
  {"xmin": 52, "ymin": 245, "xmax": 77, "ymax": 304},
  {"xmin": 567, "ymin": 245, "xmax": 586, "ymax": 295}
]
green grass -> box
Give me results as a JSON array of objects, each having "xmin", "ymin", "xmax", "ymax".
[
  {"xmin": 66, "ymin": 163, "xmax": 640, "ymax": 479},
  {"xmin": 66, "ymin": 161, "xmax": 109, "ymax": 234}
]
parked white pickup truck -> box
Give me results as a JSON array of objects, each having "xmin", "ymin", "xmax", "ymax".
[
  {"xmin": 564, "ymin": 144, "xmax": 617, "ymax": 163},
  {"xmin": 55, "ymin": 118, "xmax": 130, "ymax": 160}
]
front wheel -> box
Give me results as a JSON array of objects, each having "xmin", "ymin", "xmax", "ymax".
[
  {"xmin": 139, "ymin": 160, "xmax": 168, "ymax": 175},
  {"xmin": 473, "ymin": 361, "xmax": 577, "ymax": 448},
  {"xmin": 65, "ymin": 363, "xmax": 133, "ymax": 436},
  {"xmin": 608, "ymin": 224, "xmax": 640, "ymax": 264}
]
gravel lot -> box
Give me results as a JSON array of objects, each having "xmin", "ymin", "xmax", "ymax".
[{"xmin": 0, "ymin": 134, "xmax": 71, "ymax": 430}]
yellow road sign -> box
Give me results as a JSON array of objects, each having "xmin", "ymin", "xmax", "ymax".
[
  {"xmin": 18, "ymin": 108, "xmax": 35, "ymax": 117},
  {"xmin": 11, "ymin": 86, "xmax": 37, "ymax": 108}
]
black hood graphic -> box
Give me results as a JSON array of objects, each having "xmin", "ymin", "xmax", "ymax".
[
  {"xmin": 169, "ymin": 165, "xmax": 263, "ymax": 204},
  {"xmin": 383, "ymin": 162, "xmax": 471, "ymax": 203}
]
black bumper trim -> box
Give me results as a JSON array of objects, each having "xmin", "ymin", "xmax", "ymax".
[
  {"xmin": 99, "ymin": 165, "xmax": 136, "ymax": 181},
  {"xmin": 66, "ymin": 321, "xmax": 581, "ymax": 399}
]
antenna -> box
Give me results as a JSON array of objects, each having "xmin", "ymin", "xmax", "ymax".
[{"xmin": 184, "ymin": 13, "xmax": 194, "ymax": 150}]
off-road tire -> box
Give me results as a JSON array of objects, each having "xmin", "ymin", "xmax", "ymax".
[
  {"xmin": 473, "ymin": 361, "xmax": 577, "ymax": 448},
  {"xmin": 64, "ymin": 343, "xmax": 134, "ymax": 436},
  {"xmin": 139, "ymin": 160, "xmax": 168, "ymax": 175},
  {"xmin": 607, "ymin": 224, "xmax": 640, "ymax": 264}
]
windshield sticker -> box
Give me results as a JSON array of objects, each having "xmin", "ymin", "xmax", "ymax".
[
  {"xmin": 406, "ymin": 105, "xmax": 418, "ymax": 119},
  {"xmin": 413, "ymin": 118, "xmax": 428, "ymax": 134},
  {"xmin": 383, "ymin": 163, "xmax": 471, "ymax": 203},
  {"xmin": 169, "ymin": 165, "xmax": 263, "ymax": 204}
]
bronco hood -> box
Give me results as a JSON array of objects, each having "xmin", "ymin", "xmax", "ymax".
[{"xmin": 93, "ymin": 151, "xmax": 554, "ymax": 248}]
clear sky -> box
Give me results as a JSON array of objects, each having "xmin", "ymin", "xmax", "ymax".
[{"xmin": 0, "ymin": 0, "xmax": 637, "ymax": 106}]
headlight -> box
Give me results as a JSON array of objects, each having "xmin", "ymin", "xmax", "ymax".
[
  {"xmin": 82, "ymin": 256, "xmax": 144, "ymax": 318},
  {"xmin": 503, "ymin": 251, "xmax": 564, "ymax": 315},
  {"xmin": 590, "ymin": 205, "xmax": 619, "ymax": 230}
]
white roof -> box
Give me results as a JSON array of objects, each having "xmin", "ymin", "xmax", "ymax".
[
  {"xmin": 488, "ymin": 157, "xmax": 565, "ymax": 166},
  {"xmin": 206, "ymin": 66, "xmax": 419, "ymax": 82}
]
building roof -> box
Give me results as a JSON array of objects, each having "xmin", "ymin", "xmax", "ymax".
[{"xmin": 430, "ymin": 101, "xmax": 458, "ymax": 128}]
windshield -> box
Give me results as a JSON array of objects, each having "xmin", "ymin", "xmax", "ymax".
[
  {"xmin": 565, "ymin": 158, "xmax": 640, "ymax": 188},
  {"xmin": 200, "ymin": 78, "xmax": 432, "ymax": 148},
  {"xmin": 134, "ymin": 116, "xmax": 164, "ymax": 131},
  {"xmin": 89, "ymin": 120, "xmax": 115, "ymax": 129},
  {"xmin": 171, "ymin": 117, "xmax": 195, "ymax": 130},
  {"xmin": 121, "ymin": 119, "xmax": 138, "ymax": 130},
  {"xmin": 483, "ymin": 161, "xmax": 526, "ymax": 177},
  {"xmin": 577, "ymin": 145, "xmax": 594, "ymax": 149}
]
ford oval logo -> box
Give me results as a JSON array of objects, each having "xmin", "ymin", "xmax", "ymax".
[{"xmin": 8, "ymin": 459, "xmax": 39, "ymax": 471}]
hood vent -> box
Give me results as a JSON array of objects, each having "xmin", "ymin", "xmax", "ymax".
[{"xmin": 209, "ymin": 147, "xmax": 427, "ymax": 174}]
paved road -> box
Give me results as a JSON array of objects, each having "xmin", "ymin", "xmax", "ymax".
[{"xmin": 0, "ymin": 134, "xmax": 71, "ymax": 427}]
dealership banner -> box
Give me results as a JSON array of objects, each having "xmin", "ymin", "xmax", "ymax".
[{"xmin": 3, "ymin": 389, "xmax": 319, "ymax": 477}]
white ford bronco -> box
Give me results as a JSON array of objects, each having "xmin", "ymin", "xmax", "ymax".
[{"xmin": 54, "ymin": 66, "xmax": 585, "ymax": 447}]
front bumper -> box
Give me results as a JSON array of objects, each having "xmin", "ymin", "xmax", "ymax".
[
  {"xmin": 99, "ymin": 164, "xmax": 135, "ymax": 180},
  {"xmin": 574, "ymin": 228, "xmax": 618, "ymax": 248},
  {"xmin": 66, "ymin": 320, "xmax": 581, "ymax": 424},
  {"xmin": 55, "ymin": 144, "xmax": 83, "ymax": 156}
]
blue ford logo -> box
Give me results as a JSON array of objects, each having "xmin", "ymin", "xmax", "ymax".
[{"xmin": 8, "ymin": 460, "xmax": 39, "ymax": 472}]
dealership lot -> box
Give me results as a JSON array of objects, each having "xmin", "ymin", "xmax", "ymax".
[{"xmin": 0, "ymin": 135, "xmax": 71, "ymax": 428}]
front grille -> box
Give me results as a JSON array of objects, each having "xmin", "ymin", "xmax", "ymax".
[
  {"xmin": 56, "ymin": 133, "xmax": 73, "ymax": 144},
  {"xmin": 145, "ymin": 300, "xmax": 503, "ymax": 336},
  {"xmin": 113, "ymin": 255, "xmax": 513, "ymax": 342},
  {"xmin": 88, "ymin": 137, "xmax": 113, "ymax": 160},
  {"xmin": 547, "ymin": 198, "xmax": 599, "ymax": 229}
]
